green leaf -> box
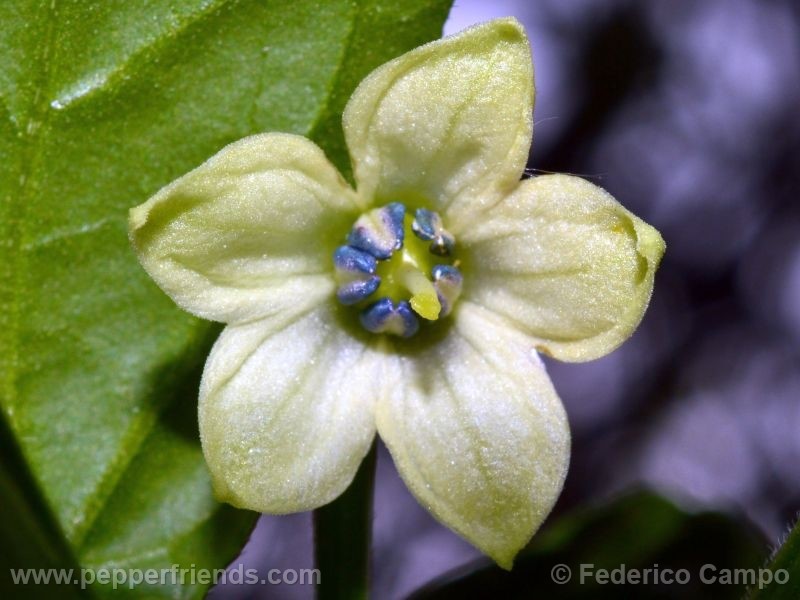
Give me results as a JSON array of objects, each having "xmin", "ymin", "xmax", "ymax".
[
  {"xmin": 0, "ymin": 0, "xmax": 451, "ymax": 596},
  {"xmin": 747, "ymin": 520, "xmax": 800, "ymax": 600},
  {"xmin": 412, "ymin": 492, "xmax": 767, "ymax": 600},
  {"xmin": 0, "ymin": 418, "xmax": 82, "ymax": 598}
]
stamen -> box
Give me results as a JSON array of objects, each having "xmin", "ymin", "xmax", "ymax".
[
  {"xmin": 411, "ymin": 208, "xmax": 455, "ymax": 256},
  {"xmin": 347, "ymin": 202, "xmax": 405, "ymax": 260},
  {"xmin": 334, "ymin": 203, "xmax": 461, "ymax": 337},
  {"xmin": 333, "ymin": 246, "xmax": 381, "ymax": 305},
  {"xmin": 360, "ymin": 298, "xmax": 419, "ymax": 338},
  {"xmin": 432, "ymin": 264, "xmax": 463, "ymax": 317}
]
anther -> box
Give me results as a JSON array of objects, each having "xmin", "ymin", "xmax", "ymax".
[
  {"xmin": 334, "ymin": 246, "xmax": 381, "ymax": 305},
  {"xmin": 360, "ymin": 298, "xmax": 419, "ymax": 338},
  {"xmin": 411, "ymin": 208, "xmax": 455, "ymax": 256},
  {"xmin": 347, "ymin": 202, "xmax": 405, "ymax": 260},
  {"xmin": 432, "ymin": 264, "xmax": 463, "ymax": 317}
]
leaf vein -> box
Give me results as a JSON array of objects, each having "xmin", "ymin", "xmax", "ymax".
[{"xmin": 48, "ymin": 0, "xmax": 240, "ymax": 112}]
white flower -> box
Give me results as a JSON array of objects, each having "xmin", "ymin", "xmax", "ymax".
[{"xmin": 129, "ymin": 18, "xmax": 664, "ymax": 567}]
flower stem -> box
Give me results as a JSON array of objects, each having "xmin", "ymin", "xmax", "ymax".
[{"xmin": 313, "ymin": 440, "xmax": 376, "ymax": 600}]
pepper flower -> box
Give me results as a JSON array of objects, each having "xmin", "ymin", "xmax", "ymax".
[{"xmin": 129, "ymin": 18, "xmax": 664, "ymax": 567}]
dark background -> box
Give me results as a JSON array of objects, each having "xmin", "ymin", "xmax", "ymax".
[{"xmin": 214, "ymin": 0, "xmax": 800, "ymax": 597}]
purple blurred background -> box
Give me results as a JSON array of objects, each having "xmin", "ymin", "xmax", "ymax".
[{"xmin": 212, "ymin": 0, "xmax": 800, "ymax": 597}]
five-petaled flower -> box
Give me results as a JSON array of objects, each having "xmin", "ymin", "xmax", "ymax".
[{"xmin": 129, "ymin": 18, "xmax": 664, "ymax": 567}]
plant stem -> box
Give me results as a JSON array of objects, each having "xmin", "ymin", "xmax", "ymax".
[{"xmin": 314, "ymin": 440, "xmax": 377, "ymax": 600}]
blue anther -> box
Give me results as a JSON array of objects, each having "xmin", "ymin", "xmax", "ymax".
[
  {"xmin": 412, "ymin": 208, "xmax": 455, "ymax": 256},
  {"xmin": 432, "ymin": 264, "xmax": 462, "ymax": 282},
  {"xmin": 337, "ymin": 276, "xmax": 381, "ymax": 305},
  {"xmin": 334, "ymin": 246, "xmax": 381, "ymax": 305},
  {"xmin": 432, "ymin": 264, "xmax": 463, "ymax": 317},
  {"xmin": 334, "ymin": 245, "xmax": 377, "ymax": 274},
  {"xmin": 347, "ymin": 202, "xmax": 406, "ymax": 260},
  {"xmin": 384, "ymin": 202, "xmax": 406, "ymax": 243},
  {"xmin": 360, "ymin": 298, "xmax": 420, "ymax": 338},
  {"xmin": 411, "ymin": 208, "xmax": 438, "ymax": 240}
]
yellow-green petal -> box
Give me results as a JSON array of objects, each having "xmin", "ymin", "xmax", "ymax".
[
  {"xmin": 462, "ymin": 174, "xmax": 666, "ymax": 362},
  {"xmin": 200, "ymin": 302, "xmax": 380, "ymax": 513},
  {"xmin": 376, "ymin": 302, "xmax": 570, "ymax": 568},
  {"xmin": 343, "ymin": 18, "xmax": 534, "ymax": 233},
  {"xmin": 129, "ymin": 133, "xmax": 361, "ymax": 324}
]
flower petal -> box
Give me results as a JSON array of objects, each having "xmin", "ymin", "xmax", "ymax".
[
  {"xmin": 129, "ymin": 133, "xmax": 361, "ymax": 323},
  {"xmin": 462, "ymin": 174, "xmax": 665, "ymax": 362},
  {"xmin": 376, "ymin": 302, "xmax": 570, "ymax": 568},
  {"xmin": 343, "ymin": 18, "xmax": 533, "ymax": 233},
  {"xmin": 199, "ymin": 302, "xmax": 380, "ymax": 513}
]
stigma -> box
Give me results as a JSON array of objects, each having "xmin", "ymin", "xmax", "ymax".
[{"xmin": 333, "ymin": 203, "xmax": 462, "ymax": 337}]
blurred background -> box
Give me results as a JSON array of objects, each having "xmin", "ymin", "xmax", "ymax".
[{"xmin": 214, "ymin": 0, "xmax": 800, "ymax": 597}]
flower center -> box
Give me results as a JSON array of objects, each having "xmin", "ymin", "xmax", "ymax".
[{"xmin": 333, "ymin": 203, "xmax": 463, "ymax": 337}]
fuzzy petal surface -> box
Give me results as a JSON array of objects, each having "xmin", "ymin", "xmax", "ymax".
[
  {"xmin": 343, "ymin": 18, "xmax": 533, "ymax": 234},
  {"xmin": 199, "ymin": 302, "xmax": 381, "ymax": 513},
  {"xmin": 462, "ymin": 174, "xmax": 665, "ymax": 362},
  {"xmin": 129, "ymin": 133, "xmax": 360, "ymax": 323},
  {"xmin": 377, "ymin": 302, "xmax": 570, "ymax": 568}
]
